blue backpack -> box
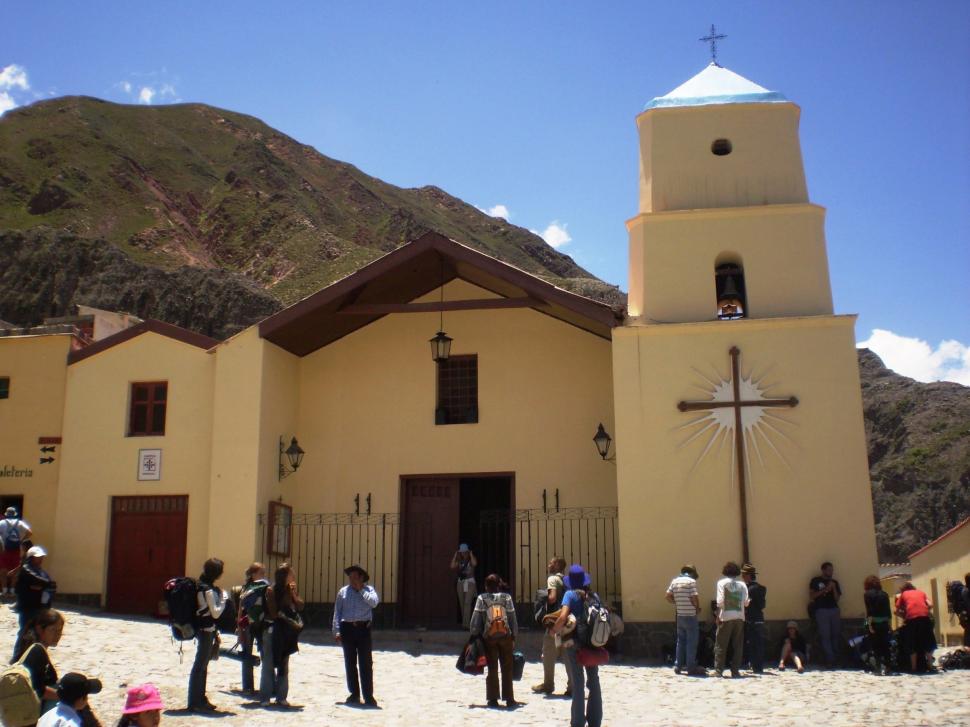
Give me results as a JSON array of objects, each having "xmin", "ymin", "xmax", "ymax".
[{"xmin": 3, "ymin": 520, "xmax": 22, "ymax": 552}]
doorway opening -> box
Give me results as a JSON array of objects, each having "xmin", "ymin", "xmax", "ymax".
[{"xmin": 0, "ymin": 495, "xmax": 24, "ymax": 518}]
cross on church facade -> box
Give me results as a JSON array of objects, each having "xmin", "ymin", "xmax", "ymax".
[
  {"xmin": 699, "ymin": 24, "xmax": 727, "ymax": 66},
  {"xmin": 677, "ymin": 346, "xmax": 798, "ymax": 563}
]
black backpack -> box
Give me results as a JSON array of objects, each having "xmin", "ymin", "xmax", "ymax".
[
  {"xmin": 216, "ymin": 595, "xmax": 237, "ymax": 633},
  {"xmin": 946, "ymin": 581, "xmax": 968, "ymax": 615},
  {"xmin": 164, "ymin": 577, "xmax": 200, "ymax": 641},
  {"xmin": 533, "ymin": 588, "xmax": 549, "ymax": 625}
]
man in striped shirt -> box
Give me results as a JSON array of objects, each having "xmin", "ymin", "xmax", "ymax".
[{"xmin": 666, "ymin": 564, "xmax": 703, "ymax": 675}]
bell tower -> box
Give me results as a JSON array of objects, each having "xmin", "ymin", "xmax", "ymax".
[{"xmin": 627, "ymin": 64, "xmax": 833, "ymax": 324}]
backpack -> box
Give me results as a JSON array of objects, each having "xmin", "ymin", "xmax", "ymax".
[
  {"xmin": 216, "ymin": 594, "xmax": 237, "ymax": 633},
  {"xmin": 0, "ymin": 643, "xmax": 43, "ymax": 727},
  {"xmin": 164, "ymin": 576, "xmax": 200, "ymax": 641},
  {"xmin": 533, "ymin": 588, "xmax": 549, "ymax": 625},
  {"xmin": 946, "ymin": 581, "xmax": 968, "ymax": 615},
  {"xmin": 2, "ymin": 520, "xmax": 22, "ymax": 552},
  {"xmin": 240, "ymin": 581, "xmax": 269, "ymax": 625},
  {"xmin": 483, "ymin": 597, "xmax": 511, "ymax": 641},
  {"xmin": 577, "ymin": 592, "xmax": 612, "ymax": 648}
]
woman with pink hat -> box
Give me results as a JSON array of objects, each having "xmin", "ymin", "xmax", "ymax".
[{"xmin": 116, "ymin": 684, "xmax": 163, "ymax": 727}]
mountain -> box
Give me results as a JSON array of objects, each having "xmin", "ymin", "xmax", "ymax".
[
  {"xmin": 0, "ymin": 96, "xmax": 622, "ymax": 320},
  {"xmin": 858, "ymin": 349, "xmax": 970, "ymax": 562},
  {"xmin": 1, "ymin": 96, "xmax": 966, "ymax": 560}
]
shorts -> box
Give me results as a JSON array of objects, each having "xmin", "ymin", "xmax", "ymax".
[{"xmin": 0, "ymin": 549, "xmax": 20, "ymax": 571}]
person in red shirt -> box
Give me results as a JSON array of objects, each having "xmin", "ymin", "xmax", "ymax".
[{"xmin": 894, "ymin": 582, "xmax": 936, "ymax": 672}]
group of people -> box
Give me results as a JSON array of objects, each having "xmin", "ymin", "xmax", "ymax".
[{"xmin": 664, "ymin": 559, "xmax": 941, "ymax": 678}]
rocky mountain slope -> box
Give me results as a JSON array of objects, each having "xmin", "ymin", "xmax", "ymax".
[
  {"xmin": 0, "ymin": 97, "xmax": 965, "ymax": 561},
  {"xmin": 0, "ymin": 96, "xmax": 621, "ymax": 312}
]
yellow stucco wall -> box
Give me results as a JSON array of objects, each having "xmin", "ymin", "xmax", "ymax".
[
  {"xmin": 612, "ymin": 315, "xmax": 879, "ymax": 621},
  {"xmin": 910, "ymin": 524, "xmax": 970, "ymax": 646},
  {"xmin": 0, "ymin": 335, "xmax": 72, "ymax": 561},
  {"xmin": 54, "ymin": 333, "xmax": 214, "ymax": 597},
  {"xmin": 627, "ymin": 204, "xmax": 834, "ymax": 322}
]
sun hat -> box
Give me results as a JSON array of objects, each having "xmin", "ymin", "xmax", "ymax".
[
  {"xmin": 4, "ymin": 507, "xmax": 16, "ymax": 517},
  {"xmin": 786, "ymin": 620, "xmax": 798, "ymax": 629},
  {"xmin": 122, "ymin": 683, "xmax": 164, "ymax": 714},
  {"xmin": 26, "ymin": 545, "xmax": 47, "ymax": 559},
  {"xmin": 681, "ymin": 564, "xmax": 698, "ymax": 578},
  {"xmin": 56, "ymin": 673, "xmax": 102, "ymax": 704},
  {"xmin": 344, "ymin": 564, "xmax": 370, "ymax": 582},
  {"xmin": 566, "ymin": 564, "xmax": 588, "ymax": 590},
  {"xmin": 741, "ymin": 563, "xmax": 757, "ymax": 575}
]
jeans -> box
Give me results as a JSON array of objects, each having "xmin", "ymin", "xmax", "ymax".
[
  {"xmin": 483, "ymin": 635, "xmax": 514, "ymax": 703},
  {"xmin": 188, "ymin": 630, "xmax": 215, "ymax": 708},
  {"xmin": 258, "ymin": 626, "xmax": 288, "ymax": 702},
  {"xmin": 456, "ymin": 578, "xmax": 478, "ymax": 629},
  {"xmin": 563, "ymin": 646, "xmax": 602, "ymax": 727},
  {"xmin": 675, "ymin": 615, "xmax": 699, "ymax": 670},
  {"xmin": 744, "ymin": 621, "xmax": 766, "ymax": 672},
  {"xmin": 714, "ymin": 619, "xmax": 744, "ymax": 672},
  {"xmin": 339, "ymin": 621, "xmax": 374, "ymax": 700},
  {"xmin": 240, "ymin": 626, "xmax": 255, "ymax": 693},
  {"xmin": 539, "ymin": 628, "xmax": 570, "ymax": 690},
  {"xmin": 815, "ymin": 607, "xmax": 841, "ymax": 665}
]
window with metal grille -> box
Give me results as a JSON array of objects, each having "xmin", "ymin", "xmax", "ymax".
[
  {"xmin": 128, "ymin": 381, "xmax": 167, "ymax": 436},
  {"xmin": 436, "ymin": 355, "xmax": 478, "ymax": 425},
  {"xmin": 0, "ymin": 377, "xmax": 8, "ymax": 399}
]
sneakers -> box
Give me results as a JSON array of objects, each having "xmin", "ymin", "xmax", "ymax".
[{"xmin": 674, "ymin": 666, "xmax": 682, "ymax": 675}]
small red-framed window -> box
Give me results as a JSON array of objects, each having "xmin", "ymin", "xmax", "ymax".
[{"xmin": 128, "ymin": 381, "xmax": 167, "ymax": 436}]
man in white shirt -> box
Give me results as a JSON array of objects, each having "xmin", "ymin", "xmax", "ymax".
[
  {"xmin": 37, "ymin": 672, "xmax": 102, "ymax": 727},
  {"xmin": 714, "ymin": 561, "xmax": 749, "ymax": 678},
  {"xmin": 0, "ymin": 507, "xmax": 32, "ymax": 595}
]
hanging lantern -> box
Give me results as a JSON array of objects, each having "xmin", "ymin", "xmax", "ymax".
[{"xmin": 430, "ymin": 330, "xmax": 453, "ymax": 362}]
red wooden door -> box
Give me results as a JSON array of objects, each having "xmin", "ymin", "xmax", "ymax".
[
  {"xmin": 106, "ymin": 496, "xmax": 188, "ymax": 615},
  {"xmin": 401, "ymin": 479, "xmax": 459, "ymax": 627}
]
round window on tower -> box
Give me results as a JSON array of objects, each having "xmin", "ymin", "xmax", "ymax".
[{"xmin": 711, "ymin": 139, "xmax": 733, "ymax": 156}]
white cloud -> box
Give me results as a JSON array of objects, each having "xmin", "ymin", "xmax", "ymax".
[
  {"xmin": 138, "ymin": 86, "xmax": 156, "ymax": 104},
  {"xmin": 0, "ymin": 92, "xmax": 16, "ymax": 115},
  {"xmin": 159, "ymin": 83, "xmax": 176, "ymax": 98},
  {"xmin": 531, "ymin": 221, "xmax": 572, "ymax": 249},
  {"xmin": 0, "ymin": 64, "xmax": 29, "ymax": 91},
  {"xmin": 858, "ymin": 329, "xmax": 970, "ymax": 386},
  {"xmin": 486, "ymin": 204, "xmax": 510, "ymax": 220},
  {"xmin": 120, "ymin": 81, "xmax": 132, "ymax": 94}
]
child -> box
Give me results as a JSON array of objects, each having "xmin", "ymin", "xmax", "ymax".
[
  {"xmin": 778, "ymin": 620, "xmax": 807, "ymax": 673},
  {"xmin": 115, "ymin": 684, "xmax": 163, "ymax": 727}
]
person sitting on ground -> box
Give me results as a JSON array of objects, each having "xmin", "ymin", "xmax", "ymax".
[
  {"xmin": 0, "ymin": 508, "xmax": 31, "ymax": 597},
  {"xmin": 115, "ymin": 683, "xmax": 163, "ymax": 727},
  {"xmin": 14, "ymin": 546, "xmax": 56, "ymax": 654},
  {"xmin": 470, "ymin": 573, "xmax": 518, "ymax": 709},
  {"xmin": 778, "ymin": 620, "xmax": 807, "ymax": 673},
  {"xmin": 12, "ymin": 609, "xmax": 65, "ymax": 717},
  {"xmin": 37, "ymin": 672, "xmax": 102, "ymax": 727},
  {"xmin": 895, "ymin": 582, "xmax": 936, "ymax": 673},
  {"xmin": 862, "ymin": 575, "xmax": 893, "ymax": 675},
  {"xmin": 187, "ymin": 558, "xmax": 226, "ymax": 713}
]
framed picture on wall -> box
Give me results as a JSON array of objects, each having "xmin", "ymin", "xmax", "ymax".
[{"xmin": 267, "ymin": 500, "xmax": 292, "ymax": 557}]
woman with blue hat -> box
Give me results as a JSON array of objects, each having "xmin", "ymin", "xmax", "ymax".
[{"xmin": 552, "ymin": 564, "xmax": 602, "ymax": 727}]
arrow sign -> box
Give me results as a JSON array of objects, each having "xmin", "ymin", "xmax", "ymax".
[
  {"xmin": 40, "ymin": 445, "xmax": 56, "ymax": 453},
  {"xmin": 39, "ymin": 457, "xmax": 55, "ymax": 465}
]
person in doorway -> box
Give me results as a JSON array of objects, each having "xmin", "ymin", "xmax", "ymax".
[
  {"xmin": 0, "ymin": 507, "xmax": 31, "ymax": 598},
  {"xmin": 470, "ymin": 573, "xmax": 518, "ymax": 709},
  {"xmin": 665, "ymin": 564, "xmax": 703, "ymax": 675},
  {"xmin": 238, "ymin": 562, "xmax": 268, "ymax": 696},
  {"xmin": 186, "ymin": 558, "xmax": 226, "ymax": 713},
  {"xmin": 37, "ymin": 672, "xmax": 102, "ymax": 727},
  {"xmin": 809, "ymin": 561, "xmax": 842, "ymax": 667},
  {"xmin": 895, "ymin": 582, "xmax": 936, "ymax": 673},
  {"xmin": 862, "ymin": 575, "xmax": 892, "ymax": 675},
  {"xmin": 553, "ymin": 564, "xmax": 603, "ymax": 727},
  {"xmin": 333, "ymin": 564, "xmax": 380, "ymax": 708},
  {"xmin": 261, "ymin": 563, "xmax": 303, "ymax": 707},
  {"xmin": 13, "ymin": 609, "xmax": 65, "ymax": 717},
  {"xmin": 14, "ymin": 545, "xmax": 56, "ymax": 657},
  {"xmin": 741, "ymin": 563, "xmax": 767, "ymax": 673},
  {"xmin": 450, "ymin": 544, "xmax": 478, "ymax": 629},
  {"xmin": 713, "ymin": 562, "xmax": 749, "ymax": 678},
  {"xmin": 533, "ymin": 557, "xmax": 571, "ymax": 695},
  {"xmin": 777, "ymin": 621, "xmax": 807, "ymax": 672},
  {"xmin": 115, "ymin": 684, "xmax": 163, "ymax": 727}
]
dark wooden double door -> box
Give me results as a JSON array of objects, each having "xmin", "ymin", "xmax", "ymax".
[
  {"xmin": 400, "ymin": 476, "xmax": 512, "ymax": 628},
  {"xmin": 106, "ymin": 495, "xmax": 188, "ymax": 615}
]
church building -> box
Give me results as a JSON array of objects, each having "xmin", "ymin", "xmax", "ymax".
[{"xmin": 0, "ymin": 62, "xmax": 878, "ymax": 653}]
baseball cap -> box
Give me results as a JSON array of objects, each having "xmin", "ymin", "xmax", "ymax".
[
  {"xmin": 458, "ymin": 543, "xmax": 469, "ymax": 552},
  {"xmin": 57, "ymin": 673, "xmax": 102, "ymax": 704},
  {"xmin": 4, "ymin": 507, "xmax": 17, "ymax": 517},
  {"xmin": 27, "ymin": 545, "xmax": 47, "ymax": 558}
]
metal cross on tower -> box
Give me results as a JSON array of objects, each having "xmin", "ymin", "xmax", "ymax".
[
  {"xmin": 677, "ymin": 347, "xmax": 798, "ymax": 563},
  {"xmin": 699, "ymin": 24, "xmax": 727, "ymax": 66}
]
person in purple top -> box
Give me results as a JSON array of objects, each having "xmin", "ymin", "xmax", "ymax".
[{"xmin": 552, "ymin": 564, "xmax": 602, "ymax": 727}]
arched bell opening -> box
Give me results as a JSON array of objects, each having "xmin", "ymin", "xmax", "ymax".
[{"xmin": 714, "ymin": 260, "xmax": 747, "ymax": 320}]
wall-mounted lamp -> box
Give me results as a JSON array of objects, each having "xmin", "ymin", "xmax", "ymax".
[
  {"xmin": 278, "ymin": 436, "xmax": 305, "ymax": 480},
  {"xmin": 593, "ymin": 423, "xmax": 614, "ymax": 462}
]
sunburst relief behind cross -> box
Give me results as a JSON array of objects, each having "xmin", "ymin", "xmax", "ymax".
[{"xmin": 677, "ymin": 346, "xmax": 798, "ymax": 563}]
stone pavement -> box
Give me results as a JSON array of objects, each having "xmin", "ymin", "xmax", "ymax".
[{"xmin": 4, "ymin": 606, "xmax": 968, "ymax": 726}]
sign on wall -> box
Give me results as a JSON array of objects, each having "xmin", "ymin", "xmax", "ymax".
[{"xmin": 137, "ymin": 449, "xmax": 162, "ymax": 481}]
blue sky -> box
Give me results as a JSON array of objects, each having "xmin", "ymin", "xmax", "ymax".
[{"xmin": 2, "ymin": 2, "xmax": 968, "ymax": 383}]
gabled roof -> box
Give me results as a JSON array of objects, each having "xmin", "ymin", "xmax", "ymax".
[
  {"xmin": 908, "ymin": 516, "xmax": 970, "ymax": 560},
  {"xmin": 644, "ymin": 63, "xmax": 788, "ymax": 111},
  {"xmin": 67, "ymin": 319, "xmax": 218, "ymax": 365},
  {"xmin": 259, "ymin": 231, "xmax": 623, "ymax": 357}
]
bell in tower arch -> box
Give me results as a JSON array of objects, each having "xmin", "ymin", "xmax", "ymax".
[{"xmin": 715, "ymin": 263, "xmax": 747, "ymax": 320}]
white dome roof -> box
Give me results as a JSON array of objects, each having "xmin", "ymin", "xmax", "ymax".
[{"xmin": 644, "ymin": 63, "xmax": 787, "ymax": 111}]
